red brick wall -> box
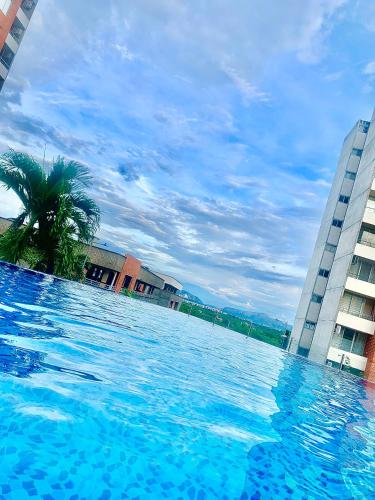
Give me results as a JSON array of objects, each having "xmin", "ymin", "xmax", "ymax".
[
  {"xmin": 114, "ymin": 255, "xmax": 141, "ymax": 294},
  {"xmin": 0, "ymin": 0, "xmax": 22, "ymax": 51},
  {"xmin": 364, "ymin": 334, "xmax": 375, "ymax": 382}
]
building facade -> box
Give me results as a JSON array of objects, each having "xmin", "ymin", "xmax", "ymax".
[
  {"xmin": 0, "ymin": 0, "xmax": 37, "ymax": 91},
  {"xmin": 290, "ymin": 111, "xmax": 375, "ymax": 381},
  {"xmin": 0, "ymin": 220, "xmax": 183, "ymax": 311},
  {"xmin": 83, "ymin": 240, "xmax": 183, "ymax": 310}
]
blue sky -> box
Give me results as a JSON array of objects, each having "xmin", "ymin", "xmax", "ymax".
[{"xmin": 1, "ymin": 0, "xmax": 375, "ymax": 321}]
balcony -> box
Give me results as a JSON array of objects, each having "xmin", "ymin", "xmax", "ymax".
[
  {"xmin": 363, "ymin": 206, "xmax": 375, "ymax": 226},
  {"xmin": 337, "ymin": 307, "xmax": 375, "ymax": 335},
  {"xmin": 327, "ymin": 347, "xmax": 367, "ymax": 371},
  {"xmin": 345, "ymin": 276, "xmax": 375, "ymax": 300},
  {"xmin": 346, "ymin": 256, "xmax": 375, "ymax": 299}
]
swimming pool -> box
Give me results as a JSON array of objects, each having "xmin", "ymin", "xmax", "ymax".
[{"xmin": 0, "ymin": 262, "xmax": 373, "ymax": 499}]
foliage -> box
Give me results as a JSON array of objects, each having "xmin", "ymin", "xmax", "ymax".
[
  {"xmin": 179, "ymin": 302, "xmax": 284, "ymax": 348},
  {"xmin": 0, "ymin": 150, "xmax": 100, "ymax": 278},
  {"xmin": 121, "ymin": 289, "xmax": 134, "ymax": 297}
]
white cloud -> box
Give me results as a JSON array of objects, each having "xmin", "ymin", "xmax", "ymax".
[
  {"xmin": 363, "ymin": 61, "xmax": 375, "ymax": 76},
  {"xmin": 113, "ymin": 43, "xmax": 136, "ymax": 61}
]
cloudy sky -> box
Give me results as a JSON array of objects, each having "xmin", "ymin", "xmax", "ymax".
[{"xmin": 1, "ymin": 0, "xmax": 375, "ymax": 321}]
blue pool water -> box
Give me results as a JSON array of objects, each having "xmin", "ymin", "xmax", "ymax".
[{"xmin": 0, "ymin": 263, "xmax": 374, "ymax": 499}]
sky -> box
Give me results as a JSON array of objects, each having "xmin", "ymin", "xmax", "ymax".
[{"xmin": 1, "ymin": 0, "xmax": 375, "ymax": 321}]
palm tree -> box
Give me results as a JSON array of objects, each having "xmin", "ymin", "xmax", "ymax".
[{"xmin": 0, "ymin": 150, "xmax": 100, "ymax": 277}]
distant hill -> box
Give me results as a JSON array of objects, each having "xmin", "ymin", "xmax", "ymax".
[
  {"xmin": 178, "ymin": 290, "xmax": 203, "ymax": 304},
  {"xmin": 222, "ymin": 307, "xmax": 291, "ymax": 331}
]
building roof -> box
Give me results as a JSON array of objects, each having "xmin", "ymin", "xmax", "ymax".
[
  {"xmin": 152, "ymin": 272, "xmax": 183, "ymax": 291},
  {"xmin": 91, "ymin": 238, "xmax": 125, "ymax": 257}
]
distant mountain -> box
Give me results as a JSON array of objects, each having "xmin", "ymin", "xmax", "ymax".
[
  {"xmin": 179, "ymin": 290, "xmax": 203, "ymax": 304},
  {"xmin": 222, "ymin": 307, "xmax": 291, "ymax": 331}
]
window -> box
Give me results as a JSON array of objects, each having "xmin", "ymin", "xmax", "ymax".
[
  {"xmin": 10, "ymin": 18, "xmax": 26, "ymax": 44},
  {"xmin": 338, "ymin": 194, "xmax": 350, "ymax": 204},
  {"xmin": 345, "ymin": 170, "xmax": 356, "ymax": 180},
  {"xmin": 339, "ymin": 291, "xmax": 374, "ymax": 321},
  {"xmin": 352, "ymin": 148, "xmax": 363, "ymax": 157},
  {"xmin": 312, "ymin": 294, "xmax": 323, "ymax": 304},
  {"xmin": 358, "ymin": 224, "xmax": 375, "ymax": 248},
  {"xmin": 0, "ymin": 0, "xmax": 11, "ymax": 14},
  {"xmin": 297, "ymin": 347, "xmax": 310, "ymax": 357},
  {"xmin": 349, "ymin": 255, "xmax": 375, "ymax": 283},
  {"xmin": 331, "ymin": 327, "xmax": 367, "ymax": 356},
  {"xmin": 21, "ymin": 0, "xmax": 37, "ymax": 19},
  {"xmin": 0, "ymin": 43, "xmax": 15, "ymax": 69},
  {"xmin": 325, "ymin": 243, "xmax": 337, "ymax": 253},
  {"xmin": 319, "ymin": 268, "xmax": 330, "ymax": 278},
  {"xmin": 332, "ymin": 218, "xmax": 343, "ymax": 228},
  {"xmin": 304, "ymin": 320, "xmax": 316, "ymax": 330},
  {"xmin": 359, "ymin": 120, "xmax": 370, "ymax": 134}
]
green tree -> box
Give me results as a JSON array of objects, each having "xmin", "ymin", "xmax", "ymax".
[{"xmin": 0, "ymin": 150, "xmax": 100, "ymax": 278}]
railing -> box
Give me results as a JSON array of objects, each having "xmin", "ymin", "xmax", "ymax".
[
  {"xmin": 84, "ymin": 278, "xmax": 114, "ymax": 291},
  {"xmin": 339, "ymin": 305, "xmax": 374, "ymax": 322},
  {"xmin": 357, "ymin": 237, "xmax": 375, "ymax": 248},
  {"xmin": 348, "ymin": 270, "xmax": 375, "ymax": 284}
]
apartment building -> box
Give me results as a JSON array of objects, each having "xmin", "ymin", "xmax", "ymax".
[
  {"xmin": 0, "ymin": 0, "xmax": 37, "ymax": 91},
  {"xmin": 290, "ymin": 111, "xmax": 375, "ymax": 381}
]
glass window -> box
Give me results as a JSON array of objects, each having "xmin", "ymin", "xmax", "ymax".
[
  {"xmin": 331, "ymin": 328, "xmax": 343, "ymax": 349},
  {"xmin": 358, "ymin": 224, "xmax": 375, "ymax": 247},
  {"xmin": 352, "ymin": 332, "xmax": 367, "ymax": 355},
  {"xmin": 358, "ymin": 260, "xmax": 373, "ymax": 282},
  {"xmin": 10, "ymin": 18, "xmax": 26, "ymax": 44},
  {"xmin": 304, "ymin": 320, "xmax": 316, "ymax": 330},
  {"xmin": 0, "ymin": 0, "xmax": 11, "ymax": 14},
  {"xmin": 0, "ymin": 43, "xmax": 15, "ymax": 69},
  {"xmin": 338, "ymin": 194, "xmax": 350, "ymax": 204},
  {"xmin": 325, "ymin": 243, "xmax": 337, "ymax": 253},
  {"xmin": 312, "ymin": 294, "xmax": 323, "ymax": 304},
  {"xmin": 318, "ymin": 268, "xmax": 330, "ymax": 278},
  {"xmin": 359, "ymin": 120, "xmax": 370, "ymax": 134},
  {"xmin": 352, "ymin": 148, "xmax": 363, "ymax": 157},
  {"xmin": 341, "ymin": 328, "xmax": 355, "ymax": 352},
  {"xmin": 345, "ymin": 171, "xmax": 356, "ymax": 180},
  {"xmin": 367, "ymin": 195, "xmax": 375, "ymax": 210},
  {"xmin": 332, "ymin": 327, "xmax": 367, "ymax": 356},
  {"xmin": 332, "ymin": 218, "xmax": 343, "ymax": 228},
  {"xmin": 21, "ymin": 0, "xmax": 37, "ymax": 19}
]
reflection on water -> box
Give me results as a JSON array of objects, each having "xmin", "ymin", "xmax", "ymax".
[{"xmin": 0, "ymin": 262, "xmax": 374, "ymax": 498}]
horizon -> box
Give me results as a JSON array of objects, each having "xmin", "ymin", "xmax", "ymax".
[{"xmin": 1, "ymin": 0, "xmax": 375, "ymax": 323}]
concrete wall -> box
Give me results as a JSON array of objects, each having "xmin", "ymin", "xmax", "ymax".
[
  {"xmin": 137, "ymin": 267, "xmax": 164, "ymax": 289},
  {"xmin": 309, "ymin": 117, "xmax": 375, "ymax": 363},
  {"xmin": 290, "ymin": 120, "xmax": 368, "ymax": 356},
  {"xmin": 83, "ymin": 244, "xmax": 125, "ymax": 273},
  {"xmin": 134, "ymin": 289, "xmax": 182, "ymax": 311},
  {"xmin": 114, "ymin": 255, "xmax": 141, "ymax": 293}
]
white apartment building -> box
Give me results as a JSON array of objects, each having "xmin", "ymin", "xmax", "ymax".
[{"xmin": 290, "ymin": 111, "xmax": 375, "ymax": 382}]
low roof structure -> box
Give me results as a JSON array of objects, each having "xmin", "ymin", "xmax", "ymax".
[{"xmin": 152, "ymin": 272, "xmax": 183, "ymax": 291}]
